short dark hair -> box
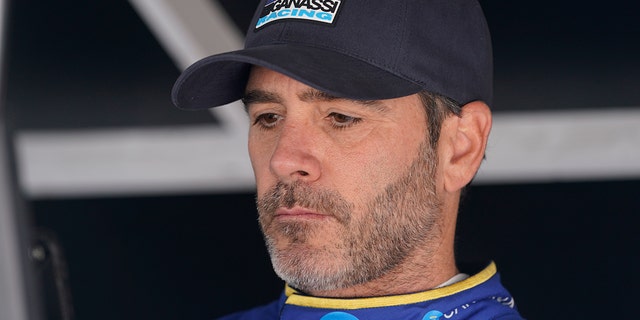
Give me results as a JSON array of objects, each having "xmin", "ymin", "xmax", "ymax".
[{"xmin": 418, "ymin": 91, "xmax": 462, "ymax": 149}]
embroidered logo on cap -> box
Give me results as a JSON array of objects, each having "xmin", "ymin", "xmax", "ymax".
[{"xmin": 256, "ymin": 0, "xmax": 344, "ymax": 29}]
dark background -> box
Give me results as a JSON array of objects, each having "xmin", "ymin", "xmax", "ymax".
[{"xmin": 4, "ymin": 0, "xmax": 639, "ymax": 319}]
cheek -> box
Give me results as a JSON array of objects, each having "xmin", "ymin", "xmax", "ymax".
[
  {"xmin": 248, "ymin": 137, "xmax": 274, "ymax": 189},
  {"xmin": 330, "ymin": 146, "xmax": 402, "ymax": 202},
  {"xmin": 336, "ymin": 131, "xmax": 426, "ymax": 200}
]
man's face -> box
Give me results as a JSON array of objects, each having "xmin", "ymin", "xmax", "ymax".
[{"xmin": 245, "ymin": 67, "xmax": 443, "ymax": 294}]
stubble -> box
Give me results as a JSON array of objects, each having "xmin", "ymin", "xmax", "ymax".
[{"xmin": 256, "ymin": 141, "xmax": 442, "ymax": 293}]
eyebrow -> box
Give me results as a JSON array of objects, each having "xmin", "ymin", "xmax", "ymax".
[
  {"xmin": 298, "ymin": 89, "xmax": 387, "ymax": 112},
  {"xmin": 242, "ymin": 88, "xmax": 388, "ymax": 112},
  {"xmin": 242, "ymin": 90, "xmax": 282, "ymax": 106}
]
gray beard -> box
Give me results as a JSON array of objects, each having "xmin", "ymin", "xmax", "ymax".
[{"xmin": 256, "ymin": 141, "xmax": 442, "ymax": 293}]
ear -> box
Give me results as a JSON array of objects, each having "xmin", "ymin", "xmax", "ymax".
[{"xmin": 440, "ymin": 101, "xmax": 492, "ymax": 193}]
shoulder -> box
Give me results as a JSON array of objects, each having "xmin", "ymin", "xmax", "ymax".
[{"xmin": 450, "ymin": 262, "xmax": 525, "ymax": 319}]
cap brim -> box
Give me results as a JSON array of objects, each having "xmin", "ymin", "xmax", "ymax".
[{"xmin": 171, "ymin": 44, "xmax": 423, "ymax": 110}]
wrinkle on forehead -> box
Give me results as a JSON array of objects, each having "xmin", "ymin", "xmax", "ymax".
[
  {"xmin": 244, "ymin": 66, "xmax": 391, "ymax": 114},
  {"xmin": 298, "ymin": 88, "xmax": 389, "ymax": 113},
  {"xmin": 243, "ymin": 89, "xmax": 282, "ymax": 106}
]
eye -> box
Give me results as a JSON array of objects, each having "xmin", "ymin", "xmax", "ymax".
[
  {"xmin": 253, "ymin": 113, "xmax": 282, "ymax": 129},
  {"xmin": 328, "ymin": 112, "xmax": 362, "ymax": 128}
]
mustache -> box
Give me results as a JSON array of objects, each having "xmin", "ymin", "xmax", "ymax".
[{"xmin": 256, "ymin": 181, "xmax": 353, "ymax": 224}]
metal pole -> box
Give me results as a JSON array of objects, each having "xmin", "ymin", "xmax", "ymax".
[
  {"xmin": 0, "ymin": 133, "xmax": 29, "ymax": 320},
  {"xmin": 0, "ymin": 0, "xmax": 42, "ymax": 319}
]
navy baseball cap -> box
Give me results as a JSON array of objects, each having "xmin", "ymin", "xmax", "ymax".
[{"xmin": 172, "ymin": 0, "xmax": 493, "ymax": 109}]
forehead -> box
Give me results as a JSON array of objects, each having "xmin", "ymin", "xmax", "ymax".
[{"xmin": 245, "ymin": 66, "xmax": 424, "ymax": 115}]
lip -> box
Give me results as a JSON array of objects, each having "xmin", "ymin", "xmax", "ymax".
[{"xmin": 274, "ymin": 207, "xmax": 329, "ymax": 220}]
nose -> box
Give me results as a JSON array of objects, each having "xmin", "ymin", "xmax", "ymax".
[{"xmin": 269, "ymin": 122, "xmax": 322, "ymax": 184}]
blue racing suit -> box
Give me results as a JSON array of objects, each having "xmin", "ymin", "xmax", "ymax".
[{"xmin": 219, "ymin": 262, "xmax": 524, "ymax": 319}]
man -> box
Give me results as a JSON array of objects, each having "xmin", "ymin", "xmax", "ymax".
[{"xmin": 172, "ymin": 0, "xmax": 524, "ymax": 319}]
